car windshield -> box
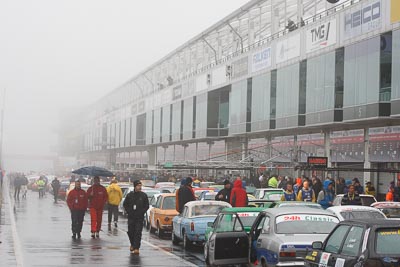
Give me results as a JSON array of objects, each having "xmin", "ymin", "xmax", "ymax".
[
  {"xmin": 204, "ymin": 194, "xmax": 216, "ymax": 200},
  {"xmin": 275, "ymin": 214, "xmax": 339, "ymax": 234},
  {"xmin": 191, "ymin": 205, "xmax": 226, "ymax": 216},
  {"xmin": 162, "ymin": 197, "xmax": 176, "ymax": 210},
  {"xmin": 263, "ymin": 192, "xmax": 283, "ymax": 200},
  {"xmin": 361, "ymin": 197, "xmax": 376, "ymax": 206},
  {"xmin": 237, "ymin": 212, "xmax": 259, "ymax": 227},
  {"xmin": 376, "ymin": 228, "xmax": 400, "ymax": 254},
  {"xmin": 379, "ymin": 208, "xmax": 400, "ymax": 218},
  {"xmin": 278, "ymin": 203, "xmax": 322, "ymax": 209},
  {"xmin": 339, "ymin": 210, "xmax": 385, "ymax": 220},
  {"xmin": 144, "ymin": 190, "xmax": 160, "ymax": 199}
]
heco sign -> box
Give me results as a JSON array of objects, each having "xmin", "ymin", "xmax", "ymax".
[
  {"xmin": 344, "ymin": 0, "xmax": 381, "ymax": 39},
  {"xmin": 306, "ymin": 19, "xmax": 337, "ymax": 53}
]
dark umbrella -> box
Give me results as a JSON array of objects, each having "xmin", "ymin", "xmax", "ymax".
[{"xmin": 72, "ymin": 166, "xmax": 114, "ymax": 177}]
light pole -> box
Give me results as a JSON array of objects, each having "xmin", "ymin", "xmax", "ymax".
[{"xmin": 0, "ymin": 89, "xmax": 6, "ymax": 172}]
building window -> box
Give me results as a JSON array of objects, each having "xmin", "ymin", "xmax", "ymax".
[{"xmin": 380, "ymin": 32, "xmax": 392, "ymax": 102}]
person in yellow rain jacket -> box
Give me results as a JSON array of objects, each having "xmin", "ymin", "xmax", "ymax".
[
  {"xmin": 36, "ymin": 176, "xmax": 46, "ymax": 198},
  {"xmin": 106, "ymin": 178, "xmax": 123, "ymax": 228}
]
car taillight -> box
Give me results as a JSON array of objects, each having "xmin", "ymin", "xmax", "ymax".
[
  {"xmin": 190, "ymin": 222, "xmax": 195, "ymax": 232},
  {"xmin": 279, "ymin": 251, "xmax": 296, "ymax": 257}
]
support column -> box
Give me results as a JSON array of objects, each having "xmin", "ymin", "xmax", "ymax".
[
  {"xmin": 324, "ymin": 130, "xmax": 332, "ymax": 180},
  {"xmin": 147, "ymin": 146, "xmax": 157, "ymax": 170},
  {"xmin": 364, "ymin": 128, "xmax": 371, "ymax": 184}
]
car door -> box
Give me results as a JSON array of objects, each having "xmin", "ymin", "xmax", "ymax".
[
  {"xmin": 209, "ymin": 213, "xmax": 249, "ymax": 266},
  {"xmin": 318, "ymin": 224, "xmax": 363, "ymax": 267},
  {"xmin": 176, "ymin": 206, "xmax": 188, "ymax": 239},
  {"xmin": 326, "ymin": 225, "xmax": 364, "ymax": 266},
  {"xmin": 151, "ymin": 196, "xmax": 162, "ymax": 228},
  {"xmin": 249, "ymin": 213, "xmax": 269, "ymax": 263}
]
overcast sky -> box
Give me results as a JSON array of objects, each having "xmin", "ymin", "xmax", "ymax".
[{"xmin": 0, "ymin": 0, "xmax": 249, "ymax": 172}]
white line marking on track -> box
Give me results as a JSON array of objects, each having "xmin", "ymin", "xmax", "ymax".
[{"xmin": 5, "ymin": 177, "xmax": 25, "ymax": 267}]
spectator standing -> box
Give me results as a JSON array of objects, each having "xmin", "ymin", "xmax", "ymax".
[
  {"xmin": 281, "ymin": 183, "xmax": 296, "ymax": 201},
  {"xmin": 341, "ymin": 185, "xmax": 362, "ymax": 205},
  {"xmin": 20, "ymin": 175, "xmax": 29, "ymax": 199},
  {"xmin": 230, "ymin": 179, "xmax": 248, "ymax": 207},
  {"xmin": 215, "ymin": 179, "xmax": 231, "ymax": 203},
  {"xmin": 175, "ymin": 179, "xmax": 186, "ymax": 212},
  {"xmin": 365, "ymin": 182, "xmax": 376, "ymax": 197},
  {"xmin": 312, "ymin": 178, "xmax": 323, "ymax": 197},
  {"xmin": 14, "ymin": 175, "xmax": 22, "ymax": 200},
  {"xmin": 123, "ymin": 180, "xmax": 149, "ymax": 255},
  {"xmin": 353, "ymin": 178, "xmax": 364, "ymax": 194},
  {"xmin": 107, "ymin": 178, "xmax": 123, "ymax": 228},
  {"xmin": 293, "ymin": 177, "xmax": 302, "ymax": 195},
  {"xmin": 66, "ymin": 180, "xmax": 88, "ymax": 239},
  {"xmin": 87, "ymin": 176, "xmax": 108, "ymax": 238},
  {"xmin": 386, "ymin": 186, "xmax": 395, "ymax": 202},
  {"xmin": 335, "ymin": 178, "xmax": 345, "ymax": 195},
  {"xmin": 317, "ymin": 180, "xmax": 335, "ymax": 209},
  {"xmin": 297, "ymin": 181, "xmax": 316, "ymax": 202},
  {"xmin": 51, "ymin": 177, "xmax": 61, "ymax": 203},
  {"xmin": 268, "ymin": 175, "xmax": 278, "ymax": 188},
  {"xmin": 36, "ymin": 176, "xmax": 46, "ymax": 198},
  {"xmin": 177, "ymin": 177, "xmax": 196, "ymax": 213}
]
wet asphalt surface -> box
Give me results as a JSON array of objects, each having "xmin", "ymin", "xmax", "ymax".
[{"xmin": 0, "ymin": 182, "xmax": 207, "ymax": 267}]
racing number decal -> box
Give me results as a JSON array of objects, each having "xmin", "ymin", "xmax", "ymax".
[
  {"xmin": 319, "ymin": 252, "xmax": 330, "ymax": 265},
  {"xmin": 334, "ymin": 258, "xmax": 345, "ymax": 267},
  {"xmin": 283, "ymin": 215, "xmax": 301, "ymax": 221}
]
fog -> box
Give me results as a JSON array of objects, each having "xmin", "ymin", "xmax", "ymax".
[{"xmin": 0, "ymin": 0, "xmax": 248, "ymax": 173}]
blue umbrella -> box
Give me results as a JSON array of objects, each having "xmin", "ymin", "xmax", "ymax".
[{"xmin": 72, "ymin": 166, "xmax": 113, "ymax": 177}]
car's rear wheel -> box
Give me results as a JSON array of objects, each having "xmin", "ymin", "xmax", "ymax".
[
  {"xmin": 204, "ymin": 243, "xmax": 210, "ymax": 265},
  {"xmin": 183, "ymin": 232, "xmax": 191, "ymax": 249},
  {"xmin": 149, "ymin": 221, "xmax": 156, "ymax": 233},
  {"xmin": 157, "ymin": 222, "xmax": 163, "ymax": 238},
  {"xmin": 172, "ymin": 231, "xmax": 179, "ymax": 245},
  {"xmin": 261, "ymin": 258, "xmax": 268, "ymax": 267}
]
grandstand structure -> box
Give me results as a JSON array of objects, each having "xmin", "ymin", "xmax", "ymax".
[{"xmin": 61, "ymin": 0, "xmax": 400, "ymax": 196}]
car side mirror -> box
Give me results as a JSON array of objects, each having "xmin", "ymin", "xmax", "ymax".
[
  {"xmin": 312, "ymin": 241, "xmax": 323, "ymax": 250},
  {"xmin": 207, "ymin": 222, "xmax": 214, "ymax": 228}
]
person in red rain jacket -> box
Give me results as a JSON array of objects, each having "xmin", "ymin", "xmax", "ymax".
[
  {"xmin": 87, "ymin": 176, "xmax": 108, "ymax": 238},
  {"xmin": 67, "ymin": 180, "xmax": 88, "ymax": 239},
  {"xmin": 230, "ymin": 179, "xmax": 248, "ymax": 207}
]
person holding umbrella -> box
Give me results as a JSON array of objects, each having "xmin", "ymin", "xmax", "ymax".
[
  {"xmin": 67, "ymin": 179, "xmax": 88, "ymax": 239},
  {"xmin": 87, "ymin": 176, "xmax": 108, "ymax": 238}
]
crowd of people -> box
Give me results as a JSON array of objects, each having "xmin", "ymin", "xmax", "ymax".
[
  {"xmin": 257, "ymin": 174, "xmax": 400, "ymax": 208},
  {"xmin": 175, "ymin": 176, "xmax": 249, "ymax": 213},
  {"xmin": 66, "ymin": 176, "xmax": 148, "ymax": 255}
]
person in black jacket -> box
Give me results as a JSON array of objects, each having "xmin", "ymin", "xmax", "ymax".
[
  {"xmin": 178, "ymin": 177, "xmax": 196, "ymax": 213},
  {"xmin": 51, "ymin": 177, "xmax": 61, "ymax": 203},
  {"xmin": 215, "ymin": 179, "xmax": 231, "ymax": 203},
  {"xmin": 341, "ymin": 185, "xmax": 362, "ymax": 205},
  {"xmin": 123, "ymin": 180, "xmax": 149, "ymax": 255}
]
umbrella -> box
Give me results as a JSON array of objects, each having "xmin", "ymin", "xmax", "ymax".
[{"xmin": 72, "ymin": 166, "xmax": 114, "ymax": 177}]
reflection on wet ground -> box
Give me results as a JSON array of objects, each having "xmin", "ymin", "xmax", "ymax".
[{"xmin": 1, "ymin": 185, "xmax": 204, "ymax": 267}]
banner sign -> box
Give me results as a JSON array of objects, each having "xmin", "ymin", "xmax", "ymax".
[
  {"xmin": 276, "ymin": 33, "xmax": 300, "ymax": 64},
  {"xmin": 306, "ymin": 19, "xmax": 337, "ymax": 53},
  {"xmin": 344, "ymin": 0, "xmax": 381, "ymax": 40},
  {"xmin": 251, "ymin": 47, "xmax": 272, "ymax": 73},
  {"xmin": 369, "ymin": 126, "xmax": 400, "ymax": 162},
  {"xmin": 391, "ymin": 0, "xmax": 400, "ymax": 23}
]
